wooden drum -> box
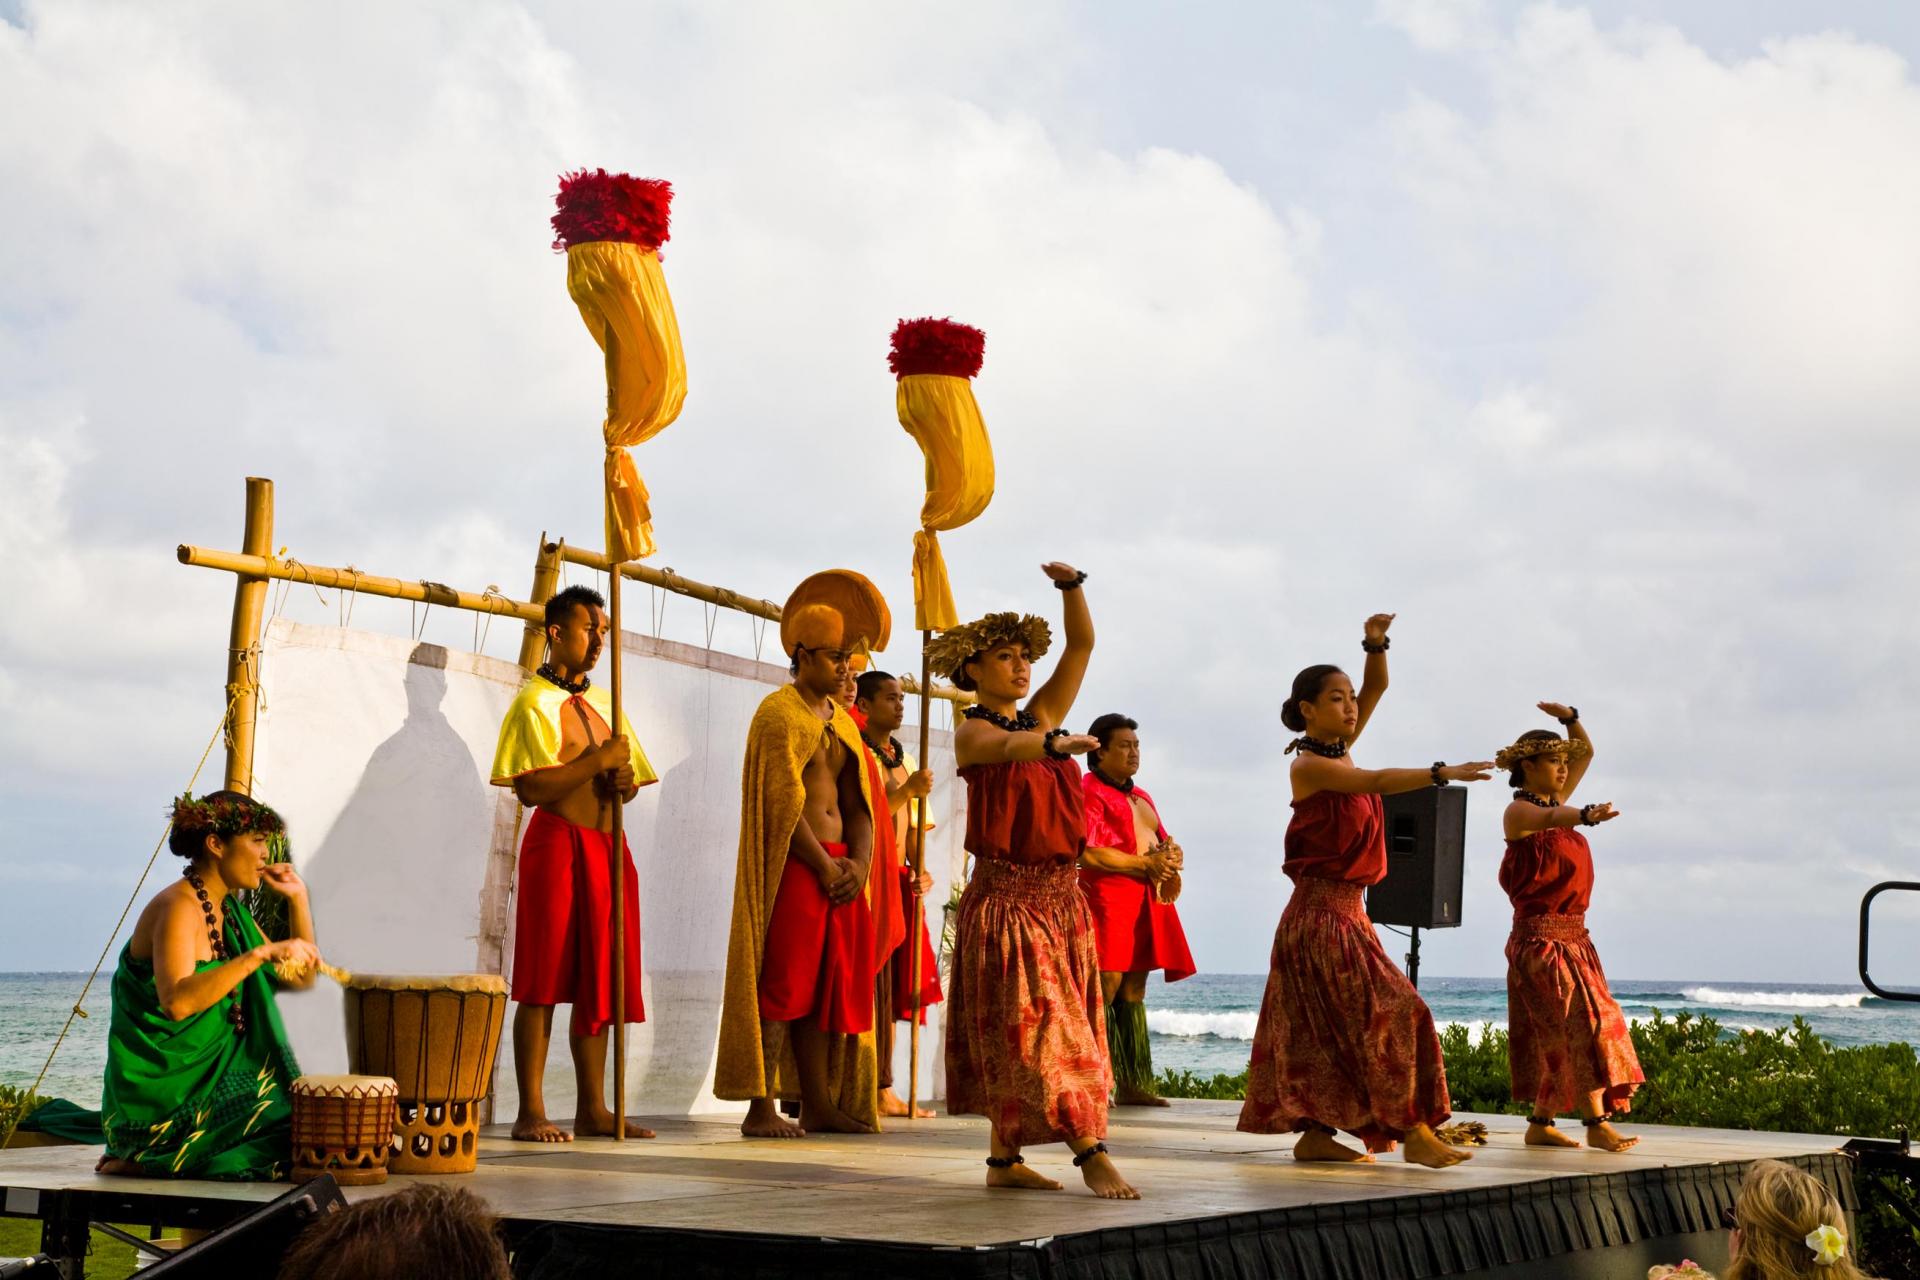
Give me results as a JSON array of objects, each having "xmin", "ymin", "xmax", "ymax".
[
  {"xmin": 344, "ymin": 973, "xmax": 508, "ymax": 1175},
  {"xmin": 291, "ymin": 1074, "xmax": 399, "ymax": 1186}
]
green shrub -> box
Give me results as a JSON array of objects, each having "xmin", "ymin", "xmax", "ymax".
[{"xmin": 0, "ymin": 1083, "xmax": 49, "ymax": 1139}]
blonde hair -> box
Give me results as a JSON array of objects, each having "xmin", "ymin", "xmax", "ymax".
[{"xmin": 1726, "ymin": 1160, "xmax": 1875, "ymax": 1280}]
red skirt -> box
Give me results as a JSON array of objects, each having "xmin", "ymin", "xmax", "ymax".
[
  {"xmin": 511, "ymin": 808, "xmax": 644, "ymax": 1038},
  {"xmin": 1237, "ymin": 877, "xmax": 1450, "ymax": 1148},
  {"xmin": 945, "ymin": 858, "xmax": 1110, "ymax": 1147},
  {"xmin": 758, "ymin": 843, "xmax": 876, "ymax": 1035},
  {"xmin": 1080, "ymin": 868, "xmax": 1197, "ymax": 981},
  {"xmin": 1506, "ymin": 913, "xmax": 1643, "ymax": 1115},
  {"xmin": 893, "ymin": 868, "xmax": 944, "ymax": 1020}
]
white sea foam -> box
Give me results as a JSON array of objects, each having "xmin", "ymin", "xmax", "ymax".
[
  {"xmin": 1146, "ymin": 1010, "xmax": 1259, "ymax": 1040},
  {"xmin": 1442, "ymin": 1020, "xmax": 1509, "ymax": 1036},
  {"xmin": 1680, "ymin": 986, "xmax": 1867, "ymax": 1010}
]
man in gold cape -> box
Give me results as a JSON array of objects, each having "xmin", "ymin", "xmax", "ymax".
[{"xmin": 717, "ymin": 599, "xmax": 882, "ymax": 1137}]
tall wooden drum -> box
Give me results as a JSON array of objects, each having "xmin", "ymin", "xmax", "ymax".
[
  {"xmin": 291, "ymin": 1074, "xmax": 398, "ymax": 1186},
  {"xmin": 345, "ymin": 973, "xmax": 508, "ymax": 1175}
]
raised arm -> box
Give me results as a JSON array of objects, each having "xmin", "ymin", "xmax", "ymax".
[
  {"xmin": 1350, "ymin": 613, "xmax": 1394, "ymax": 744},
  {"xmin": 1291, "ymin": 753, "xmax": 1493, "ymax": 799},
  {"xmin": 1540, "ymin": 702, "xmax": 1593, "ymax": 796},
  {"xmin": 1025, "ymin": 563, "xmax": 1093, "ymax": 731}
]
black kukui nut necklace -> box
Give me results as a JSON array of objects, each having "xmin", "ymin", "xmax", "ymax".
[
  {"xmin": 1289, "ymin": 735, "xmax": 1348, "ymax": 759},
  {"xmin": 962, "ymin": 704, "xmax": 1039, "ymax": 733},
  {"xmin": 184, "ymin": 868, "xmax": 247, "ymax": 1036}
]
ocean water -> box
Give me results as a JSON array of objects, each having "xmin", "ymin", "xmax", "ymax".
[
  {"xmin": 1142, "ymin": 973, "xmax": 1920, "ymax": 1077},
  {"xmin": 5, "ymin": 972, "xmax": 1918, "ymax": 1107}
]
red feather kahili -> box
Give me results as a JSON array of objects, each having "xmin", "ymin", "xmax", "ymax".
[
  {"xmin": 551, "ymin": 169, "xmax": 673, "ymax": 252},
  {"xmin": 888, "ymin": 317, "xmax": 986, "ymax": 379}
]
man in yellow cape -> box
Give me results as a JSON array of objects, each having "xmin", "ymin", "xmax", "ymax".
[{"xmin": 717, "ymin": 577, "xmax": 888, "ymax": 1136}]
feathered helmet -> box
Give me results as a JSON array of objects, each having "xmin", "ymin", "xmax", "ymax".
[
  {"xmin": 924, "ymin": 612, "xmax": 1052, "ymax": 691},
  {"xmin": 1493, "ymin": 730, "xmax": 1592, "ymax": 773},
  {"xmin": 780, "ymin": 570, "xmax": 891, "ymax": 659}
]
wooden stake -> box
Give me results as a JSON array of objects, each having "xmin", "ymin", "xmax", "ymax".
[
  {"xmin": 223, "ymin": 478, "xmax": 274, "ymax": 795},
  {"xmin": 906, "ymin": 630, "xmax": 933, "ymax": 1120},
  {"xmin": 608, "ymin": 557, "xmax": 628, "ymax": 1142}
]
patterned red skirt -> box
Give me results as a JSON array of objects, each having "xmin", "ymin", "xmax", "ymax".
[
  {"xmin": 1506, "ymin": 913, "xmax": 1643, "ymax": 1115},
  {"xmin": 1237, "ymin": 877, "xmax": 1450, "ymax": 1148},
  {"xmin": 945, "ymin": 858, "xmax": 1110, "ymax": 1147}
]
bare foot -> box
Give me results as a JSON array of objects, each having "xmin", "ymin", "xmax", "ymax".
[
  {"xmin": 1403, "ymin": 1124, "xmax": 1472, "ymax": 1168},
  {"xmin": 741, "ymin": 1099, "xmax": 806, "ymax": 1139},
  {"xmin": 94, "ymin": 1154, "xmax": 141, "ymax": 1176},
  {"xmin": 1292, "ymin": 1128, "xmax": 1374, "ymax": 1163},
  {"xmin": 1585, "ymin": 1120, "xmax": 1639, "ymax": 1152},
  {"xmin": 1526, "ymin": 1121, "xmax": 1580, "ymax": 1149},
  {"xmin": 511, "ymin": 1114, "xmax": 573, "ymax": 1143},
  {"xmin": 1115, "ymin": 1087, "xmax": 1171, "ymax": 1108},
  {"xmin": 878, "ymin": 1088, "xmax": 934, "ymax": 1119},
  {"xmin": 800, "ymin": 1101, "xmax": 877, "ymax": 1134},
  {"xmin": 1076, "ymin": 1148, "xmax": 1141, "ymax": 1200},
  {"xmin": 986, "ymin": 1160, "xmax": 1063, "ymax": 1191},
  {"xmin": 575, "ymin": 1109, "xmax": 656, "ymax": 1140}
]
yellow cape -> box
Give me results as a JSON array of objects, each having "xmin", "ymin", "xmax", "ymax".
[
  {"xmin": 714, "ymin": 685, "xmax": 878, "ymax": 1123},
  {"xmin": 489, "ymin": 678, "xmax": 658, "ymax": 788}
]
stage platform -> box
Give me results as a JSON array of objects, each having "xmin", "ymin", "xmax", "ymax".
[{"xmin": 0, "ymin": 1102, "xmax": 1859, "ymax": 1278}]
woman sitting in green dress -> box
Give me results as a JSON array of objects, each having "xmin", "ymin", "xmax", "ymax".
[{"xmin": 96, "ymin": 790, "xmax": 322, "ymax": 1181}]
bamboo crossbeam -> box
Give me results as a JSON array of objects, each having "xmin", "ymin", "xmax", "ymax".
[{"xmin": 178, "ymin": 546, "xmax": 543, "ymax": 623}]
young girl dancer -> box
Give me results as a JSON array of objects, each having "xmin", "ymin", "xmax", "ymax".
[
  {"xmin": 1497, "ymin": 704, "xmax": 1643, "ymax": 1152},
  {"xmin": 1237, "ymin": 614, "xmax": 1492, "ymax": 1168},
  {"xmin": 936, "ymin": 562, "xmax": 1139, "ymax": 1199}
]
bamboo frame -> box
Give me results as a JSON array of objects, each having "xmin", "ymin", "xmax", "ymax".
[{"xmin": 222, "ymin": 478, "xmax": 274, "ymax": 794}]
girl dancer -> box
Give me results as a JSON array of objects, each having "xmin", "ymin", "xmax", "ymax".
[{"xmin": 1238, "ymin": 614, "xmax": 1492, "ymax": 1168}]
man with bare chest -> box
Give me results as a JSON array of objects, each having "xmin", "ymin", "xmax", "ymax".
[
  {"xmin": 490, "ymin": 585, "xmax": 658, "ymax": 1142},
  {"xmin": 716, "ymin": 596, "xmax": 883, "ymax": 1138},
  {"xmin": 1079, "ymin": 714, "xmax": 1195, "ymax": 1106}
]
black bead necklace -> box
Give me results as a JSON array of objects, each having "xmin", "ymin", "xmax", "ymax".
[
  {"xmin": 1089, "ymin": 766, "xmax": 1134, "ymax": 795},
  {"xmin": 963, "ymin": 704, "xmax": 1038, "ymax": 733},
  {"xmin": 873, "ymin": 736, "xmax": 906, "ymax": 771},
  {"xmin": 538, "ymin": 664, "xmax": 590, "ymax": 695},
  {"xmin": 1288, "ymin": 735, "xmax": 1348, "ymax": 759},
  {"xmin": 1514, "ymin": 789, "xmax": 1556, "ymax": 809},
  {"xmin": 184, "ymin": 868, "xmax": 247, "ymax": 1036}
]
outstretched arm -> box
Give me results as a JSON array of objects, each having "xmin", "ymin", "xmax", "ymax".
[
  {"xmin": 1292, "ymin": 754, "xmax": 1493, "ymax": 798},
  {"xmin": 1350, "ymin": 614, "xmax": 1394, "ymax": 744},
  {"xmin": 954, "ymin": 719, "xmax": 1099, "ymax": 767},
  {"xmin": 1026, "ymin": 563, "xmax": 1093, "ymax": 731},
  {"xmin": 1506, "ymin": 799, "xmax": 1619, "ymax": 837}
]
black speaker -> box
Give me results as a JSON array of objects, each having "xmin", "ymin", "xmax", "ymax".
[
  {"xmin": 142, "ymin": 1174, "xmax": 347, "ymax": 1278},
  {"xmin": 1366, "ymin": 785, "xmax": 1467, "ymax": 929}
]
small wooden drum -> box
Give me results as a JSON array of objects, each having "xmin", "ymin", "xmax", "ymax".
[
  {"xmin": 345, "ymin": 973, "xmax": 508, "ymax": 1175},
  {"xmin": 290, "ymin": 1074, "xmax": 398, "ymax": 1186}
]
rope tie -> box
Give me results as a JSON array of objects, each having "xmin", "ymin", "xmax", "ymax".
[
  {"xmin": 474, "ymin": 586, "xmax": 506, "ymax": 653},
  {"xmin": 703, "ymin": 601, "xmax": 718, "ymax": 650},
  {"xmin": 411, "ymin": 587, "xmax": 432, "ymax": 641},
  {"xmin": 750, "ymin": 615, "xmax": 767, "ymax": 663}
]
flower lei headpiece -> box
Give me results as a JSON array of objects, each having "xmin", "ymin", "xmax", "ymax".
[
  {"xmin": 1494, "ymin": 734, "xmax": 1592, "ymax": 772},
  {"xmin": 924, "ymin": 612, "xmax": 1052, "ymax": 683},
  {"xmin": 1805, "ymin": 1223, "xmax": 1846, "ymax": 1266},
  {"xmin": 170, "ymin": 792, "xmax": 286, "ymax": 842}
]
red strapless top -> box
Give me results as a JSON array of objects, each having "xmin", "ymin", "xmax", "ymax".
[
  {"xmin": 961, "ymin": 757, "xmax": 1087, "ymax": 865},
  {"xmin": 1499, "ymin": 827, "xmax": 1594, "ymax": 917},
  {"xmin": 1284, "ymin": 790, "xmax": 1386, "ymax": 885}
]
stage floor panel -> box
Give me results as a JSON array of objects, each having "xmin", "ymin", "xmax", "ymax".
[{"xmin": 0, "ymin": 1102, "xmax": 1845, "ymax": 1250}]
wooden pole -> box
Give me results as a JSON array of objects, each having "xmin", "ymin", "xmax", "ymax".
[
  {"xmin": 906, "ymin": 630, "xmax": 933, "ymax": 1119},
  {"xmin": 179, "ymin": 547, "xmax": 543, "ymax": 624},
  {"xmin": 515, "ymin": 535, "xmax": 563, "ymax": 671},
  {"xmin": 223, "ymin": 478, "xmax": 274, "ymax": 795},
  {"xmin": 608, "ymin": 555, "xmax": 628, "ymax": 1142}
]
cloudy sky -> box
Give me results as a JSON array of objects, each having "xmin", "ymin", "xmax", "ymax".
[{"xmin": 3, "ymin": 0, "xmax": 1918, "ymax": 986}]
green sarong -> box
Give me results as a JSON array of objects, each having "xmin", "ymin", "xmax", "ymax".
[{"xmin": 100, "ymin": 897, "xmax": 300, "ymax": 1181}]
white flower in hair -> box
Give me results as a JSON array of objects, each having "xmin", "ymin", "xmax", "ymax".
[{"xmin": 1804, "ymin": 1223, "xmax": 1846, "ymax": 1266}]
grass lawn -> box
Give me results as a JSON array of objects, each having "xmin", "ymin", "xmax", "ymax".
[{"xmin": 0, "ymin": 1216, "xmax": 177, "ymax": 1278}]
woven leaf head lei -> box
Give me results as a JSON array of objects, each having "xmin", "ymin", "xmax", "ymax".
[
  {"xmin": 170, "ymin": 791, "xmax": 286, "ymax": 845},
  {"xmin": 1493, "ymin": 731, "xmax": 1592, "ymax": 773},
  {"xmin": 924, "ymin": 613, "xmax": 1051, "ymax": 690}
]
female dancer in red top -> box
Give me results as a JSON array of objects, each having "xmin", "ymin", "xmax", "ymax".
[
  {"xmin": 935, "ymin": 561, "xmax": 1139, "ymax": 1200},
  {"xmin": 1238, "ymin": 614, "xmax": 1493, "ymax": 1168},
  {"xmin": 1497, "ymin": 705, "xmax": 1642, "ymax": 1152}
]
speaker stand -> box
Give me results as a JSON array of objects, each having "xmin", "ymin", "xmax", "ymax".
[{"xmin": 1405, "ymin": 926, "xmax": 1422, "ymax": 989}]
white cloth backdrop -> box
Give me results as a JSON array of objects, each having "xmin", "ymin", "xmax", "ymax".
[{"xmin": 253, "ymin": 618, "xmax": 964, "ymax": 1118}]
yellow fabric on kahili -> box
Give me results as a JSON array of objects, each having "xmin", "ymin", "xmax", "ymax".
[
  {"xmin": 566, "ymin": 240, "xmax": 687, "ymax": 563},
  {"xmin": 489, "ymin": 677, "xmax": 658, "ymax": 788},
  {"xmin": 896, "ymin": 373, "xmax": 993, "ymax": 632},
  {"xmin": 714, "ymin": 685, "xmax": 878, "ymax": 1126}
]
